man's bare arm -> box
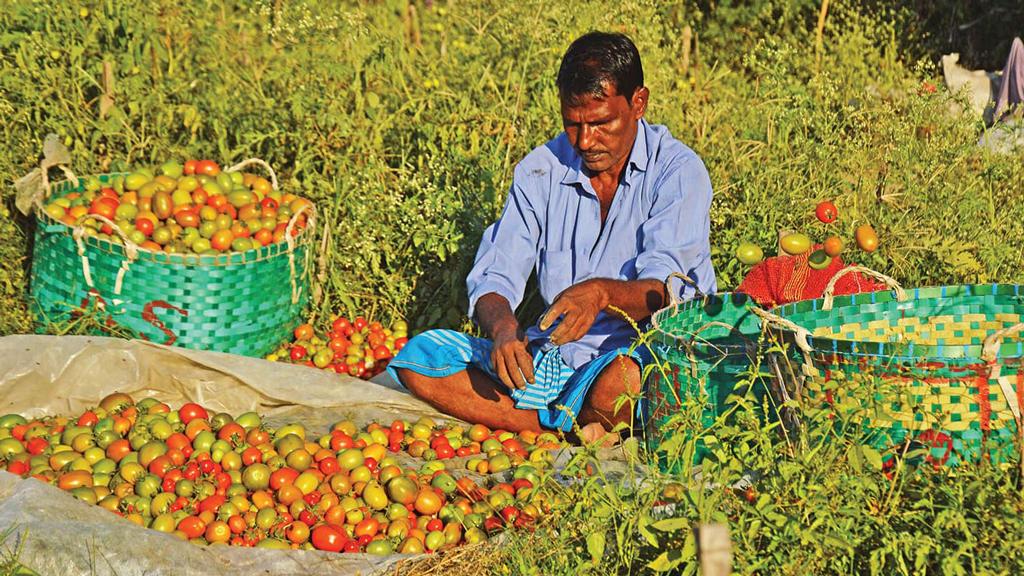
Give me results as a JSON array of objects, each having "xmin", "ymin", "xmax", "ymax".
[{"xmin": 539, "ymin": 278, "xmax": 665, "ymax": 345}]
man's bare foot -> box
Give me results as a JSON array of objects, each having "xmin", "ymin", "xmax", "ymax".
[{"xmin": 579, "ymin": 422, "xmax": 619, "ymax": 447}]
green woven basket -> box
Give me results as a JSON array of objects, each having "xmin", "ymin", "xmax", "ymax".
[
  {"xmin": 29, "ymin": 171, "xmax": 313, "ymax": 358},
  {"xmin": 760, "ymin": 266, "xmax": 1024, "ymax": 467},
  {"xmin": 646, "ymin": 274, "xmax": 768, "ymax": 469}
]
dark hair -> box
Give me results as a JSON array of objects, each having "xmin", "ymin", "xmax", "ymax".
[{"xmin": 556, "ymin": 31, "xmax": 644, "ymax": 103}]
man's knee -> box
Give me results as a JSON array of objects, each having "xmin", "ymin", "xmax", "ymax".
[
  {"xmin": 395, "ymin": 368, "xmax": 434, "ymax": 400},
  {"xmin": 585, "ymin": 356, "xmax": 642, "ymax": 412}
]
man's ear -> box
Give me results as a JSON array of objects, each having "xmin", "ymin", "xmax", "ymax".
[{"xmin": 631, "ymin": 86, "xmax": 649, "ymax": 119}]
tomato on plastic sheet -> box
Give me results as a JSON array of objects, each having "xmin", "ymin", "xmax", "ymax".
[{"xmin": 179, "ymin": 403, "xmax": 209, "ymax": 425}]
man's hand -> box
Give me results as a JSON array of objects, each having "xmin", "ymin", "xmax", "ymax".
[
  {"xmin": 476, "ymin": 292, "xmax": 535, "ymax": 391},
  {"xmin": 539, "ymin": 280, "xmax": 609, "ymax": 346},
  {"xmin": 491, "ymin": 325, "xmax": 535, "ymax": 391}
]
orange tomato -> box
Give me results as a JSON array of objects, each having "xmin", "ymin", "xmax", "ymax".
[
  {"xmin": 253, "ymin": 228, "xmax": 273, "ymax": 247},
  {"xmin": 205, "ymin": 520, "xmax": 232, "ymax": 544},
  {"xmin": 294, "ymin": 324, "xmax": 314, "ymax": 341},
  {"xmin": 855, "ymin": 224, "xmax": 879, "ymax": 253},
  {"xmin": 414, "ymin": 489, "xmax": 443, "ymax": 515},
  {"xmin": 106, "ymin": 439, "xmax": 131, "ymax": 462},
  {"xmin": 229, "ymin": 221, "xmax": 250, "ymax": 239},
  {"xmin": 354, "ymin": 517, "xmax": 380, "ymax": 538},
  {"xmin": 286, "ymin": 521, "xmax": 310, "ymax": 544},
  {"xmin": 175, "ymin": 210, "xmax": 200, "ymax": 228},
  {"xmin": 823, "ymin": 236, "xmax": 844, "ymax": 258},
  {"xmin": 207, "ymin": 194, "xmax": 228, "ymax": 210},
  {"xmin": 210, "ymin": 229, "xmax": 234, "ymax": 252}
]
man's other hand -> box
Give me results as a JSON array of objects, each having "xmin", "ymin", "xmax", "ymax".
[{"xmin": 539, "ymin": 280, "xmax": 609, "ymax": 346}]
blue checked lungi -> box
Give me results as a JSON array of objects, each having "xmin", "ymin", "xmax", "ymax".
[{"xmin": 387, "ymin": 329, "xmax": 651, "ymax": 432}]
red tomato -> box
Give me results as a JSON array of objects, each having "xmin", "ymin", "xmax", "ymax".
[
  {"xmin": 183, "ymin": 160, "xmax": 199, "ymax": 175},
  {"xmin": 76, "ymin": 411, "xmax": 99, "ymax": 427},
  {"xmin": 815, "ymin": 201, "xmax": 838, "ymax": 224},
  {"xmin": 332, "ymin": 317, "xmax": 352, "ymax": 334},
  {"xmin": 311, "ymin": 525, "xmax": 347, "ymax": 552},
  {"xmin": 178, "ymin": 403, "xmax": 209, "ymax": 424},
  {"xmin": 196, "ymin": 160, "xmax": 221, "ymax": 177},
  {"xmin": 88, "ymin": 199, "xmax": 116, "ymax": 220},
  {"xmin": 290, "ymin": 345, "xmax": 307, "ymax": 361},
  {"xmin": 260, "ymin": 197, "xmax": 278, "ymax": 211},
  {"xmin": 177, "ymin": 516, "xmax": 206, "ymax": 539},
  {"xmin": 6, "ymin": 460, "xmax": 28, "ymax": 476},
  {"xmin": 26, "ymin": 437, "xmax": 48, "ymax": 455}
]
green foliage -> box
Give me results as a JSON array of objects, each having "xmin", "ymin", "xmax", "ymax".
[
  {"xmin": 494, "ymin": 331, "xmax": 1024, "ymax": 575},
  {"xmin": 1, "ymin": 1, "xmax": 1023, "ymax": 334}
]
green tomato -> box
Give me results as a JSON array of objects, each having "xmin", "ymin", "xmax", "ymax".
[{"xmin": 735, "ymin": 242, "xmax": 764, "ymax": 265}]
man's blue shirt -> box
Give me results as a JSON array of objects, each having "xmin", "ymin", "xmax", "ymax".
[{"xmin": 466, "ymin": 119, "xmax": 716, "ymax": 370}]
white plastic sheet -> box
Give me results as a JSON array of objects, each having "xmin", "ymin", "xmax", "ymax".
[{"xmin": 0, "ymin": 334, "xmax": 452, "ymax": 576}]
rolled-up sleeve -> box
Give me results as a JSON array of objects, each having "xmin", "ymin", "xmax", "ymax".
[
  {"xmin": 466, "ymin": 173, "xmax": 541, "ymax": 320},
  {"xmin": 634, "ymin": 154, "xmax": 717, "ymax": 301}
]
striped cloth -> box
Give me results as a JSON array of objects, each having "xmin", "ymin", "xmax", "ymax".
[{"xmin": 387, "ymin": 329, "xmax": 650, "ymax": 431}]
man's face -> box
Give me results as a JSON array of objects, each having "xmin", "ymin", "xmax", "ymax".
[{"xmin": 561, "ymin": 82, "xmax": 648, "ymax": 175}]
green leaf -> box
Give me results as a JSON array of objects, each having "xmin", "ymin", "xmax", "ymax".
[
  {"xmin": 848, "ymin": 444, "xmax": 863, "ymax": 474},
  {"xmin": 651, "ymin": 517, "xmax": 690, "ymax": 532},
  {"xmin": 638, "ymin": 513, "xmax": 659, "ymax": 547},
  {"xmin": 586, "ymin": 531, "xmax": 605, "ymax": 565},
  {"xmin": 861, "ymin": 445, "xmax": 883, "ymax": 470},
  {"xmin": 648, "ymin": 550, "xmax": 685, "ymax": 572}
]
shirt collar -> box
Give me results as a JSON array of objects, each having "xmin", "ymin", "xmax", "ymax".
[{"xmin": 560, "ymin": 119, "xmax": 651, "ymax": 187}]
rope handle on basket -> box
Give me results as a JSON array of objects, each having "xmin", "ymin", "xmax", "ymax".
[
  {"xmin": 284, "ymin": 203, "xmax": 317, "ymax": 305},
  {"xmin": 982, "ymin": 322, "xmax": 1024, "ymax": 425},
  {"xmin": 38, "ymin": 165, "xmax": 80, "ymax": 207},
  {"xmin": 751, "ymin": 306, "xmax": 817, "ymax": 377},
  {"xmin": 71, "ymin": 213, "xmax": 140, "ymax": 298},
  {"xmin": 982, "ymin": 322, "xmax": 1024, "ymax": 363},
  {"xmin": 226, "ymin": 158, "xmax": 279, "ymax": 191},
  {"xmin": 821, "ymin": 265, "xmax": 907, "ymax": 311},
  {"xmin": 664, "ymin": 272, "xmax": 705, "ymax": 307}
]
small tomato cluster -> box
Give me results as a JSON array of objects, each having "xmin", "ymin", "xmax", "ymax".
[{"xmin": 267, "ymin": 317, "xmax": 409, "ymax": 379}]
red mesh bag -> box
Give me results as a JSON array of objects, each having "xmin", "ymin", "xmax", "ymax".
[{"xmin": 737, "ymin": 246, "xmax": 888, "ymax": 308}]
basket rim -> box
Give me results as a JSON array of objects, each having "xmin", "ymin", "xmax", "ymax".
[
  {"xmin": 37, "ymin": 173, "xmax": 314, "ymax": 267},
  {"xmin": 651, "ymin": 291, "xmax": 762, "ymax": 348},
  {"xmin": 774, "ymin": 283, "xmax": 1024, "ymax": 361}
]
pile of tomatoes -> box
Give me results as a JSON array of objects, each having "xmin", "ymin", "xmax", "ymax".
[
  {"xmin": 41, "ymin": 160, "xmax": 312, "ymax": 255},
  {"xmin": 735, "ymin": 200, "xmax": 880, "ymax": 267},
  {"xmin": 0, "ymin": 393, "xmax": 564, "ymax": 554},
  {"xmin": 267, "ymin": 316, "xmax": 409, "ymax": 380}
]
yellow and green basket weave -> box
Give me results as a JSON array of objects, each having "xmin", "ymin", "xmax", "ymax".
[
  {"xmin": 29, "ymin": 169, "xmax": 314, "ymax": 358},
  {"xmin": 760, "ymin": 267, "xmax": 1024, "ymax": 466}
]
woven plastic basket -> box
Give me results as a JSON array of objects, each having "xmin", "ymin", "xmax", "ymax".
[
  {"xmin": 647, "ymin": 273, "xmax": 770, "ymax": 468},
  {"xmin": 758, "ymin": 266, "xmax": 1024, "ymax": 467},
  {"xmin": 29, "ymin": 162, "xmax": 314, "ymax": 358}
]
